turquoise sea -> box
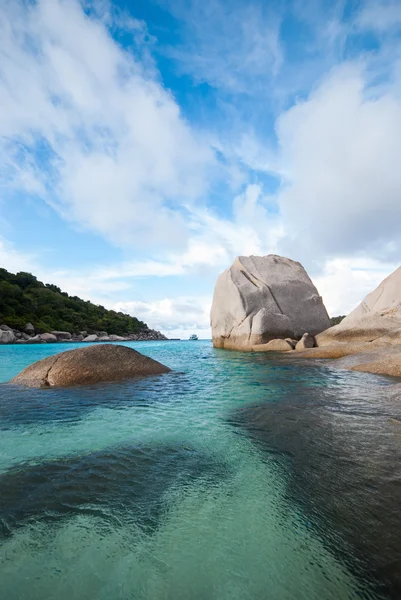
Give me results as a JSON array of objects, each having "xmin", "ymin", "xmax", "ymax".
[{"xmin": 1, "ymin": 340, "xmax": 400, "ymax": 599}]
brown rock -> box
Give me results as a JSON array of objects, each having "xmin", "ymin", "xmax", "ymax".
[
  {"xmin": 253, "ymin": 339, "xmax": 294, "ymax": 352},
  {"xmin": 11, "ymin": 344, "xmax": 171, "ymax": 388}
]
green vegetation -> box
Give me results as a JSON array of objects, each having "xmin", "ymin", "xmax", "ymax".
[
  {"xmin": 0, "ymin": 268, "xmax": 147, "ymax": 335},
  {"xmin": 330, "ymin": 315, "xmax": 346, "ymax": 326}
]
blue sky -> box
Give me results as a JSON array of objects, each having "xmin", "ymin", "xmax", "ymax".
[{"xmin": 1, "ymin": 0, "xmax": 401, "ymax": 338}]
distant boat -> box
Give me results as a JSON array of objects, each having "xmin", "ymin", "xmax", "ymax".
[{"xmin": 189, "ymin": 334, "xmax": 198, "ymax": 341}]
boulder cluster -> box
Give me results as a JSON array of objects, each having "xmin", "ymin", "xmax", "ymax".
[
  {"xmin": 211, "ymin": 254, "xmax": 401, "ymax": 378},
  {"xmin": 0, "ymin": 324, "xmax": 167, "ymax": 345}
]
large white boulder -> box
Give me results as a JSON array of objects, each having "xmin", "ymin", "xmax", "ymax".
[
  {"xmin": 210, "ymin": 255, "xmax": 330, "ymax": 350},
  {"xmin": 317, "ymin": 265, "xmax": 401, "ymax": 347}
]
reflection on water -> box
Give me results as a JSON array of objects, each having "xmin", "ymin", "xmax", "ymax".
[
  {"xmin": 230, "ymin": 360, "xmax": 401, "ymax": 598},
  {"xmin": 0, "ymin": 341, "xmax": 399, "ymax": 599}
]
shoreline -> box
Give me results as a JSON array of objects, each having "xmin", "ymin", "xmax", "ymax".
[{"xmin": 0, "ymin": 324, "xmax": 170, "ymax": 345}]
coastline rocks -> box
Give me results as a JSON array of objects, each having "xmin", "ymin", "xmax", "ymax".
[
  {"xmin": 39, "ymin": 333, "xmax": 58, "ymax": 343},
  {"xmin": 83, "ymin": 334, "xmax": 98, "ymax": 342},
  {"xmin": 25, "ymin": 335, "xmax": 46, "ymax": 344},
  {"xmin": 51, "ymin": 331, "xmax": 72, "ymax": 340},
  {"xmin": 317, "ymin": 265, "xmax": 401, "ymax": 348},
  {"xmin": 211, "ymin": 254, "xmax": 330, "ymax": 350},
  {"xmin": 0, "ymin": 329, "xmax": 16, "ymax": 344},
  {"xmin": 295, "ymin": 333, "xmax": 315, "ymax": 350},
  {"xmin": 253, "ymin": 339, "xmax": 294, "ymax": 352},
  {"xmin": 25, "ymin": 323, "xmax": 35, "ymax": 335},
  {"xmin": 11, "ymin": 344, "xmax": 171, "ymax": 388},
  {"xmin": 0, "ymin": 324, "xmax": 167, "ymax": 345}
]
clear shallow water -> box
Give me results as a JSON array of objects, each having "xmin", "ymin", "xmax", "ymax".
[{"xmin": 0, "ymin": 340, "xmax": 400, "ymax": 599}]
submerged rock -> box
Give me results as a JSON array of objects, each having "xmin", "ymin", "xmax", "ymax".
[
  {"xmin": 211, "ymin": 255, "xmax": 330, "ymax": 350},
  {"xmin": 11, "ymin": 344, "xmax": 171, "ymax": 388}
]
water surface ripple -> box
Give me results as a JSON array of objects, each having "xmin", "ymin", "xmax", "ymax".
[{"xmin": 0, "ymin": 341, "xmax": 399, "ymax": 599}]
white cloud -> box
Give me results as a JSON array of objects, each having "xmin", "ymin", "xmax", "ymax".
[
  {"xmin": 0, "ymin": 238, "xmax": 38, "ymax": 274},
  {"xmin": 115, "ymin": 296, "xmax": 211, "ymax": 339},
  {"xmin": 314, "ymin": 257, "xmax": 399, "ymax": 317},
  {"xmin": 274, "ymin": 63, "xmax": 401, "ymax": 265},
  {"xmin": 0, "ymin": 0, "xmax": 213, "ymax": 250},
  {"xmin": 162, "ymin": 0, "xmax": 283, "ymax": 93},
  {"xmin": 357, "ymin": 0, "xmax": 401, "ymax": 33}
]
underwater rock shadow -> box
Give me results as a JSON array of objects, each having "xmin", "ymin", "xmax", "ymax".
[
  {"xmin": 228, "ymin": 383, "xmax": 401, "ymax": 599},
  {"xmin": 0, "ymin": 370, "xmax": 192, "ymax": 427},
  {"xmin": 0, "ymin": 441, "xmax": 229, "ymax": 539}
]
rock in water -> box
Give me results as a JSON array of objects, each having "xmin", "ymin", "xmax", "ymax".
[
  {"xmin": 210, "ymin": 255, "xmax": 330, "ymax": 350},
  {"xmin": 317, "ymin": 265, "xmax": 401, "ymax": 347},
  {"xmin": 11, "ymin": 344, "xmax": 171, "ymax": 388}
]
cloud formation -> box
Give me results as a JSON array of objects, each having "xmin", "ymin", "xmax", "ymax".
[
  {"xmin": 0, "ymin": 0, "xmax": 213, "ymax": 250},
  {"xmin": 1, "ymin": 0, "xmax": 401, "ymax": 337},
  {"xmin": 275, "ymin": 63, "xmax": 401, "ymax": 266}
]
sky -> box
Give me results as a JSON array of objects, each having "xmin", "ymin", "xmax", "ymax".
[{"xmin": 1, "ymin": 0, "xmax": 401, "ymax": 339}]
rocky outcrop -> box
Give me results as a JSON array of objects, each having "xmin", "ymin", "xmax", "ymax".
[
  {"xmin": 317, "ymin": 265, "xmax": 401, "ymax": 348},
  {"xmin": 83, "ymin": 334, "xmax": 98, "ymax": 342},
  {"xmin": 0, "ymin": 329, "xmax": 16, "ymax": 344},
  {"xmin": 11, "ymin": 344, "xmax": 171, "ymax": 388},
  {"xmin": 39, "ymin": 333, "xmax": 58, "ymax": 343},
  {"xmin": 295, "ymin": 333, "xmax": 315, "ymax": 350},
  {"xmin": 0, "ymin": 323, "xmax": 168, "ymax": 345},
  {"xmin": 25, "ymin": 323, "xmax": 35, "ymax": 335},
  {"xmin": 253, "ymin": 339, "xmax": 294, "ymax": 352},
  {"xmin": 25, "ymin": 335, "xmax": 46, "ymax": 344},
  {"xmin": 287, "ymin": 265, "xmax": 401, "ymax": 377},
  {"xmin": 51, "ymin": 331, "xmax": 72, "ymax": 340},
  {"xmin": 211, "ymin": 255, "xmax": 330, "ymax": 350}
]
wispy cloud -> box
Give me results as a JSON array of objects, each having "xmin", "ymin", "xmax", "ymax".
[
  {"xmin": 161, "ymin": 0, "xmax": 283, "ymax": 94},
  {"xmin": 0, "ymin": 0, "xmax": 214, "ymax": 251}
]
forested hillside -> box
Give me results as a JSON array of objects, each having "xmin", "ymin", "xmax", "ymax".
[{"xmin": 0, "ymin": 268, "xmax": 147, "ymax": 335}]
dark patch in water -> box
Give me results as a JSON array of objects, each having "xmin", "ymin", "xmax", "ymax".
[
  {"xmin": 229, "ymin": 376, "xmax": 401, "ymax": 599},
  {"xmin": 0, "ymin": 371, "xmax": 192, "ymax": 426},
  {"xmin": 0, "ymin": 442, "xmax": 228, "ymax": 538}
]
